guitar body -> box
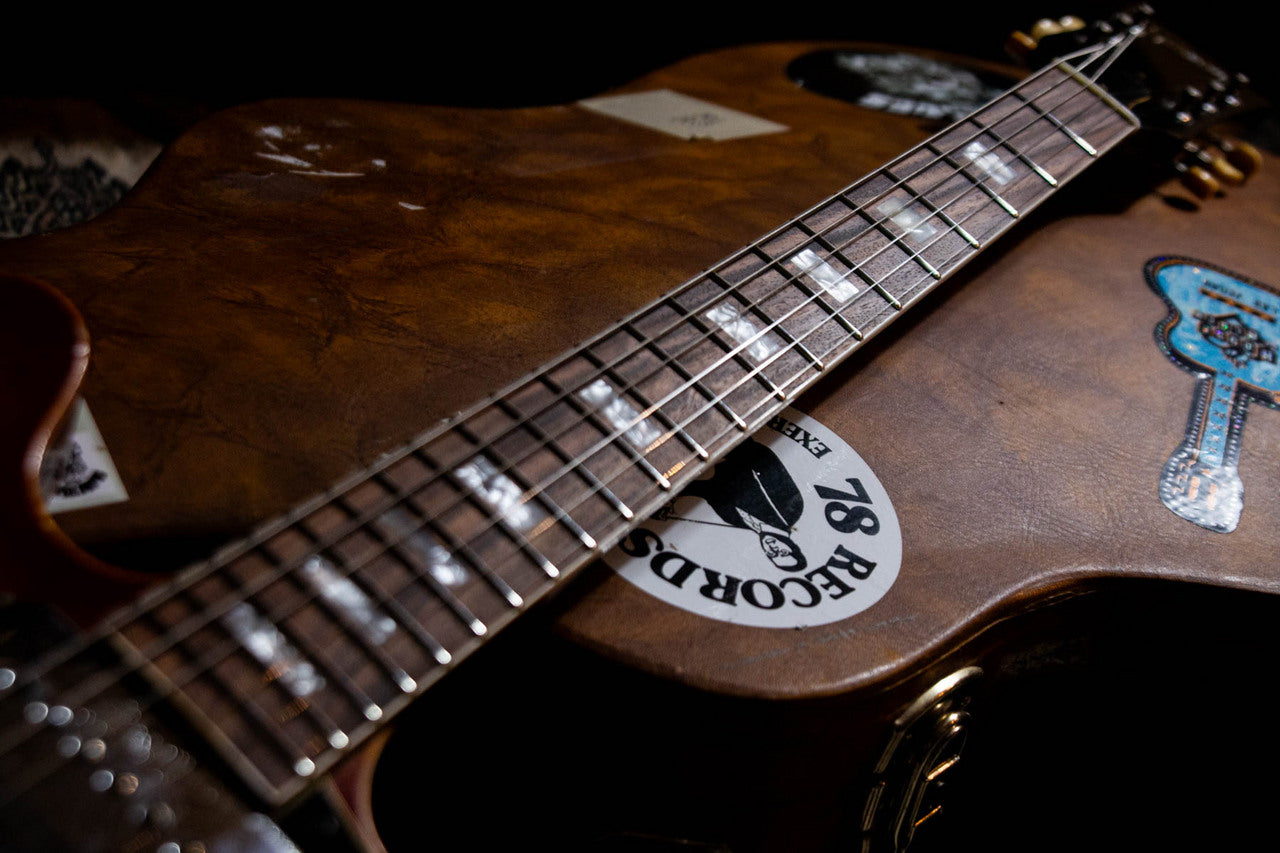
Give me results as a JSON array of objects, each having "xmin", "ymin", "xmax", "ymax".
[{"xmin": 3, "ymin": 39, "xmax": 1279, "ymax": 851}]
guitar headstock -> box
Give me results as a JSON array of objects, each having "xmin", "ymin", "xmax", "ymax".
[{"xmin": 1008, "ymin": 5, "xmax": 1268, "ymax": 198}]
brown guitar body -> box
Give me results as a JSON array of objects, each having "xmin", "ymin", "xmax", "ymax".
[{"xmin": 3, "ymin": 40, "xmax": 1279, "ymax": 851}]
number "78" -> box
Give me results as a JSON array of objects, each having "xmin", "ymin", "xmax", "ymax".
[{"xmin": 815, "ymin": 478, "xmax": 880, "ymax": 536}]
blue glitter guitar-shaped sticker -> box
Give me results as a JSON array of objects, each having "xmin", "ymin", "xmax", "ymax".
[{"xmin": 1147, "ymin": 257, "xmax": 1280, "ymax": 532}]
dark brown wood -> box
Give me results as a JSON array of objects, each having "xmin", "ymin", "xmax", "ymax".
[{"xmin": 2, "ymin": 35, "xmax": 1278, "ymax": 851}]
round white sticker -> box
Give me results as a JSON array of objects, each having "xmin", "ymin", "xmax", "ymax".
[{"xmin": 604, "ymin": 408, "xmax": 901, "ymax": 628}]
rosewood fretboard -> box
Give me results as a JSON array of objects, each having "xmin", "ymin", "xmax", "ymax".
[{"xmin": 6, "ymin": 52, "xmax": 1140, "ymax": 807}]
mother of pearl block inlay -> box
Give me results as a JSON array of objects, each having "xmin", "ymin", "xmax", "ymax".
[
  {"xmin": 705, "ymin": 300, "xmax": 780, "ymax": 362},
  {"xmin": 455, "ymin": 456, "xmax": 545, "ymax": 531},
  {"xmin": 788, "ymin": 248, "xmax": 860, "ymax": 303},
  {"xmin": 374, "ymin": 508, "xmax": 472, "ymax": 586},
  {"xmin": 962, "ymin": 140, "xmax": 1017, "ymax": 185},
  {"xmin": 222, "ymin": 604, "xmax": 325, "ymax": 698},
  {"xmin": 579, "ymin": 378, "xmax": 664, "ymax": 449},
  {"xmin": 299, "ymin": 555, "xmax": 398, "ymax": 645},
  {"xmin": 874, "ymin": 196, "xmax": 936, "ymax": 243}
]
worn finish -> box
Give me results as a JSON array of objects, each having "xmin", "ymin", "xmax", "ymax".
[
  {"xmin": 1, "ymin": 38, "xmax": 1279, "ymax": 849},
  {"xmin": 3, "ymin": 41, "xmax": 1278, "ymax": 695}
]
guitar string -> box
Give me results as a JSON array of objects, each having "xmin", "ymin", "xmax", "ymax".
[
  {"xmin": 0, "ymin": 44, "xmax": 1126, "ymax": 768},
  {"xmin": 0, "ymin": 94, "xmax": 1133, "ymax": 804},
  {"xmin": 335, "ymin": 38, "xmax": 1141, "ymax": 539},
  {"xmin": 3, "ymin": 84, "xmax": 1134, "ymax": 799},
  {"xmin": 0, "ymin": 103, "xmax": 1135, "ymax": 808},
  {"xmin": 0, "ymin": 42, "xmax": 1114, "ymax": 698},
  {"xmin": 136, "ymin": 57, "xmax": 1127, "ymax": 672},
  {"xmin": 0, "ymin": 46, "xmax": 1129, "ymax": 759},
  {"xmin": 0, "ymin": 35, "xmax": 1141, "ymax": 794}
]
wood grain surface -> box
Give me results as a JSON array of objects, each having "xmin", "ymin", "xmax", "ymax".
[{"xmin": 3, "ymin": 37, "xmax": 1278, "ymax": 851}]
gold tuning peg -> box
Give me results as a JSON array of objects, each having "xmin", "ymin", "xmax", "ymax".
[
  {"xmin": 1007, "ymin": 16, "xmax": 1087, "ymax": 61},
  {"xmin": 1184, "ymin": 141, "xmax": 1246, "ymax": 185},
  {"xmin": 1176, "ymin": 161, "xmax": 1220, "ymax": 199},
  {"xmin": 1006, "ymin": 30, "xmax": 1038, "ymax": 60},
  {"xmin": 1030, "ymin": 16, "xmax": 1087, "ymax": 41},
  {"xmin": 1213, "ymin": 136, "xmax": 1264, "ymax": 178}
]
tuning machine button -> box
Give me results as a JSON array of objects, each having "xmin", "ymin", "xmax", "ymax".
[
  {"xmin": 1183, "ymin": 141, "xmax": 1245, "ymax": 185},
  {"xmin": 1212, "ymin": 135, "xmax": 1264, "ymax": 178},
  {"xmin": 1175, "ymin": 160, "xmax": 1220, "ymax": 198},
  {"xmin": 1006, "ymin": 15, "xmax": 1087, "ymax": 61},
  {"xmin": 1030, "ymin": 15, "xmax": 1086, "ymax": 41}
]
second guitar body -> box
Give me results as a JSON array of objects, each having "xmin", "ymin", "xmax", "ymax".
[{"xmin": 2, "ymin": 29, "xmax": 1278, "ymax": 852}]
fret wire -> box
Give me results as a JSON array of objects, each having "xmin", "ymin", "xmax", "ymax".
[
  {"xmin": 542, "ymin": 371, "xmax": 675, "ymax": 489},
  {"xmin": 128, "ymin": 466, "xmax": 478, "ymax": 684},
  {"xmin": 416, "ymin": 480, "xmax": 527, "ymax": 609},
  {"xmin": 451, "ymin": 422, "xmax": 599, "ymax": 551},
  {"xmin": 626, "ymin": 322, "xmax": 751, "ymax": 430},
  {"xmin": 415, "ymin": 445, "xmax": 561, "ymax": 587},
  {"xmin": 367, "ymin": 471, "xmax": 493, "ymax": 637},
  {"xmin": 121, "ymin": 549, "xmax": 384, "ymax": 729},
  {"xmin": 307, "ymin": 547, "xmax": 451, "ymax": 678},
  {"xmin": 145, "ymin": 619, "xmax": 339, "ymax": 777},
  {"xmin": 313, "ymin": 510, "xmax": 455, "ymax": 666},
  {"xmin": 771, "ymin": 221, "xmax": 868, "ymax": 338},
  {"xmin": 581, "ymin": 345, "xmax": 711, "ymax": 461},
  {"xmin": 167, "ymin": 569, "xmax": 371, "ymax": 743},
  {"xmin": 975, "ymin": 115, "xmax": 1061, "ymax": 187},
  {"xmin": 962, "ymin": 106, "xmax": 1065, "ymax": 186},
  {"xmin": 713, "ymin": 268, "xmax": 826, "ymax": 372},
  {"xmin": 663, "ymin": 291, "xmax": 787, "ymax": 399},
  {"xmin": 161, "ymin": 476, "xmax": 509, "ymax": 708},
  {"xmin": 496, "ymin": 393, "xmax": 634, "ymax": 525},
  {"xmin": 1010, "ymin": 85, "xmax": 1100, "ymax": 156},
  {"xmin": 163, "ymin": 624, "xmax": 320, "ymax": 778},
  {"xmin": 787, "ymin": 218, "xmax": 878, "ymax": 323},
  {"xmin": 290, "ymin": 517, "xmax": 433, "ymax": 695},
  {"xmin": 914, "ymin": 143, "xmax": 1021, "ymax": 218},
  {"xmin": 863, "ymin": 199, "xmax": 947, "ymax": 280},
  {"xmin": 243, "ymin": 544, "xmax": 401, "ymax": 719},
  {"xmin": 0, "ymin": 54, "xmax": 1137, "ymax": 795},
  {"xmin": 920, "ymin": 101, "xmax": 1072, "ymax": 217},
  {"xmin": 577, "ymin": 347, "xmax": 709, "ymax": 461},
  {"xmin": 865, "ymin": 167, "xmax": 982, "ymax": 250}
]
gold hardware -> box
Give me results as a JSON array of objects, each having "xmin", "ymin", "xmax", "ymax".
[{"xmin": 861, "ymin": 667, "xmax": 982, "ymax": 853}]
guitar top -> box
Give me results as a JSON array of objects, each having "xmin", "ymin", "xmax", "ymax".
[{"xmin": 3, "ymin": 37, "xmax": 1278, "ymax": 707}]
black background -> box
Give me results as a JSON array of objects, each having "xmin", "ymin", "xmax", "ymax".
[
  {"xmin": 7, "ymin": 3, "xmax": 1276, "ymax": 850},
  {"xmin": 7, "ymin": 2, "xmax": 1274, "ymax": 138}
]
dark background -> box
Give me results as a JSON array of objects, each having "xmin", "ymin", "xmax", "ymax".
[
  {"xmin": 6, "ymin": 3, "xmax": 1275, "ymax": 850},
  {"xmin": 6, "ymin": 3, "xmax": 1273, "ymax": 139}
]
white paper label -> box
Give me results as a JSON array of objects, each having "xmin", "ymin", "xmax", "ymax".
[
  {"xmin": 578, "ymin": 90, "xmax": 788, "ymax": 141},
  {"xmin": 42, "ymin": 399, "xmax": 129, "ymax": 514}
]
